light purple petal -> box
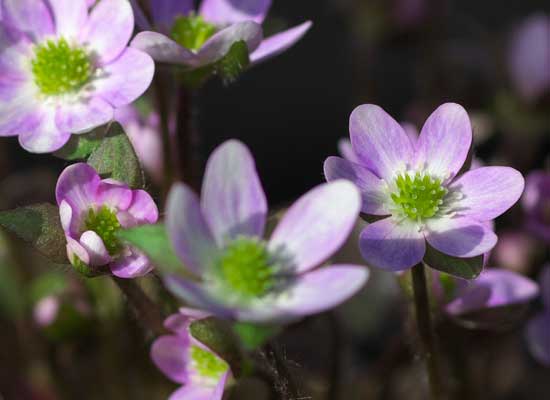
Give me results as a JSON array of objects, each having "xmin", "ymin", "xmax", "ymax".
[
  {"xmin": 164, "ymin": 308, "xmax": 211, "ymax": 335},
  {"xmin": 274, "ymin": 265, "xmax": 369, "ymax": 319},
  {"xmin": 250, "ymin": 21, "xmax": 312, "ymax": 65},
  {"xmin": 111, "ymin": 250, "xmax": 153, "ymax": 278},
  {"xmin": 196, "ymin": 21, "xmax": 263, "ymax": 66},
  {"xmin": 79, "ymin": 230, "xmax": 111, "ymax": 266},
  {"xmin": 526, "ymin": 312, "xmax": 550, "ymax": 366},
  {"xmin": 540, "ymin": 265, "xmax": 550, "ymax": 310},
  {"xmin": 152, "ymin": 0, "xmax": 194, "ymax": 27},
  {"xmin": 508, "ymin": 14, "xmax": 550, "ymax": 102},
  {"xmin": 201, "ymin": 140, "xmax": 267, "ymax": 246},
  {"xmin": 401, "ymin": 121, "xmax": 419, "ymax": 145},
  {"xmin": 349, "ymin": 104, "xmax": 415, "ymax": 180},
  {"xmin": 59, "ymin": 200, "xmax": 73, "ymax": 233},
  {"xmin": 56, "ymin": 163, "xmax": 100, "ymax": 213},
  {"xmin": 55, "ymin": 97, "xmax": 114, "ymax": 134},
  {"xmin": 337, "ymin": 138, "xmax": 359, "ymax": 163},
  {"xmin": 358, "ymin": 217, "xmax": 425, "ymax": 271},
  {"xmin": 94, "ymin": 47, "xmax": 155, "ymax": 107},
  {"xmin": 522, "ymin": 170, "xmax": 549, "ymax": 214},
  {"xmin": 199, "ymin": 0, "xmax": 272, "ymax": 24},
  {"xmin": 446, "ymin": 269, "xmax": 539, "ymax": 315},
  {"xmin": 425, "ymin": 216, "xmax": 497, "ymax": 258},
  {"xmin": 450, "ymin": 166, "xmax": 525, "ymax": 221},
  {"xmin": 324, "ymin": 156, "xmax": 389, "ymax": 215},
  {"xmin": 414, "ymin": 103, "xmax": 472, "ymax": 181},
  {"xmin": 0, "ymin": 89, "xmax": 40, "ymax": 137},
  {"xmin": 269, "ymin": 180, "xmax": 360, "ymax": 273},
  {"xmin": 169, "ymin": 385, "xmax": 217, "ymax": 400},
  {"xmin": 130, "ymin": 31, "xmax": 199, "ymax": 66},
  {"xmin": 151, "ymin": 335, "xmax": 190, "ymax": 384},
  {"xmin": 81, "ymin": 0, "xmax": 134, "ymax": 64},
  {"xmin": 66, "ymin": 236, "xmax": 91, "ymax": 265},
  {"xmin": 127, "ymin": 190, "xmax": 159, "ymax": 224},
  {"xmin": 167, "ymin": 183, "xmax": 219, "ymax": 275},
  {"xmin": 49, "ymin": 0, "xmax": 88, "ymax": 38},
  {"xmin": 18, "ymin": 108, "xmax": 71, "ymax": 153},
  {"xmin": 96, "ymin": 181, "xmax": 133, "ymax": 210},
  {"xmin": 2, "ymin": 0, "xmax": 54, "ymax": 41}
]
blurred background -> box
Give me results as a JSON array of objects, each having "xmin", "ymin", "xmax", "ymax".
[{"xmin": 1, "ymin": 0, "xmax": 549, "ymax": 399}]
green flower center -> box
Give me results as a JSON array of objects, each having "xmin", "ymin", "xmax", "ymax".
[
  {"xmin": 190, "ymin": 345, "xmax": 228, "ymax": 380},
  {"xmin": 171, "ymin": 14, "xmax": 217, "ymax": 51},
  {"xmin": 84, "ymin": 206, "xmax": 121, "ymax": 255},
  {"xmin": 218, "ymin": 237, "xmax": 276, "ymax": 299},
  {"xmin": 391, "ymin": 172, "xmax": 447, "ymax": 221},
  {"xmin": 31, "ymin": 38, "xmax": 92, "ymax": 96}
]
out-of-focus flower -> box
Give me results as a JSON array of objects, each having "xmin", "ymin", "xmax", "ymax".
[
  {"xmin": 392, "ymin": 0, "xmax": 427, "ymax": 29},
  {"xmin": 325, "ymin": 103, "xmax": 524, "ymax": 272},
  {"xmin": 523, "ymin": 170, "xmax": 550, "ymax": 243},
  {"xmin": 151, "ymin": 308, "xmax": 231, "ymax": 400},
  {"xmin": 0, "ymin": 0, "xmax": 154, "ymax": 153},
  {"xmin": 526, "ymin": 265, "xmax": 550, "ymax": 366},
  {"xmin": 56, "ymin": 163, "xmax": 158, "ymax": 278},
  {"xmin": 508, "ymin": 13, "xmax": 550, "ymax": 103},
  {"xmin": 164, "ymin": 139, "xmax": 368, "ymax": 322},
  {"xmin": 115, "ymin": 105, "xmax": 164, "ymax": 184},
  {"xmin": 493, "ymin": 231, "xmax": 539, "ymax": 274},
  {"xmin": 130, "ymin": 0, "xmax": 311, "ymax": 69}
]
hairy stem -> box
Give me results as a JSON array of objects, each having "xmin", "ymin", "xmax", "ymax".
[
  {"xmin": 411, "ymin": 263, "xmax": 443, "ymax": 400},
  {"xmin": 256, "ymin": 343, "xmax": 300, "ymax": 400}
]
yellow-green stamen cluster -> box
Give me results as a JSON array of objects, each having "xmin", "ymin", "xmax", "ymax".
[
  {"xmin": 171, "ymin": 14, "xmax": 217, "ymax": 51},
  {"xmin": 32, "ymin": 38, "xmax": 92, "ymax": 96},
  {"xmin": 219, "ymin": 238, "xmax": 276, "ymax": 299},
  {"xmin": 190, "ymin": 345, "xmax": 228, "ymax": 380},
  {"xmin": 84, "ymin": 206, "xmax": 121, "ymax": 255},
  {"xmin": 391, "ymin": 172, "xmax": 447, "ymax": 221}
]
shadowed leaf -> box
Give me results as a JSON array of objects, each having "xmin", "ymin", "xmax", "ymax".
[{"xmin": 423, "ymin": 244, "xmax": 483, "ymax": 280}]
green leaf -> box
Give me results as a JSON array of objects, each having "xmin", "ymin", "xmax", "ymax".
[
  {"xmin": 117, "ymin": 224, "xmax": 189, "ymax": 276},
  {"xmin": 0, "ymin": 203, "xmax": 68, "ymax": 264},
  {"xmin": 53, "ymin": 125, "xmax": 107, "ymax": 160},
  {"xmin": 216, "ymin": 40, "xmax": 250, "ymax": 84},
  {"xmin": 87, "ymin": 122, "xmax": 144, "ymax": 189},
  {"xmin": 233, "ymin": 322, "xmax": 281, "ymax": 351},
  {"xmin": 423, "ymin": 244, "xmax": 483, "ymax": 280}
]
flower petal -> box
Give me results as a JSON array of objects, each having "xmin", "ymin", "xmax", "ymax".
[
  {"xmin": 445, "ymin": 269, "xmax": 539, "ymax": 315},
  {"xmin": 169, "ymin": 385, "xmax": 217, "ymax": 400},
  {"xmin": 56, "ymin": 163, "xmax": 100, "ymax": 213},
  {"xmin": 250, "ymin": 21, "xmax": 312, "ymax": 65},
  {"xmin": 337, "ymin": 138, "xmax": 359, "ymax": 163},
  {"xmin": 127, "ymin": 190, "xmax": 159, "ymax": 224},
  {"xmin": 152, "ymin": 0, "xmax": 194, "ymax": 28},
  {"xmin": 199, "ymin": 0, "xmax": 272, "ymax": 24},
  {"xmin": 49, "ymin": 0, "xmax": 88, "ymax": 39},
  {"xmin": 66, "ymin": 236, "xmax": 90, "ymax": 265},
  {"xmin": 358, "ymin": 217, "xmax": 425, "ymax": 271},
  {"xmin": 349, "ymin": 104, "xmax": 415, "ymax": 180},
  {"xmin": 2, "ymin": 0, "xmax": 54, "ymax": 41},
  {"xmin": 167, "ymin": 183, "xmax": 219, "ymax": 275},
  {"xmin": 415, "ymin": 103, "xmax": 472, "ymax": 180},
  {"xmin": 268, "ymin": 181, "xmax": 360, "ymax": 273},
  {"xmin": 540, "ymin": 265, "xmax": 550, "ymax": 310},
  {"xmin": 201, "ymin": 140, "xmax": 267, "ymax": 246},
  {"xmin": 151, "ymin": 335, "xmax": 190, "ymax": 385},
  {"xmin": 0, "ymin": 84, "xmax": 40, "ymax": 137},
  {"xmin": 526, "ymin": 312, "xmax": 550, "ymax": 366},
  {"xmin": 450, "ymin": 166, "xmax": 525, "ymax": 221},
  {"xmin": 94, "ymin": 47, "xmax": 155, "ymax": 108},
  {"xmin": 55, "ymin": 97, "xmax": 114, "ymax": 134},
  {"xmin": 96, "ymin": 181, "xmax": 133, "ymax": 210},
  {"xmin": 79, "ymin": 230, "xmax": 111, "ymax": 266},
  {"xmin": 425, "ymin": 216, "xmax": 497, "ymax": 258},
  {"xmin": 522, "ymin": 170, "xmax": 548, "ymax": 214},
  {"xmin": 131, "ymin": 31, "xmax": 199, "ymax": 66},
  {"xmin": 197, "ymin": 21, "xmax": 263, "ymax": 66},
  {"xmin": 111, "ymin": 250, "xmax": 153, "ymax": 278},
  {"xmin": 18, "ymin": 109, "xmax": 71, "ymax": 153},
  {"xmin": 324, "ymin": 156, "xmax": 389, "ymax": 215},
  {"xmin": 81, "ymin": 0, "xmax": 134, "ymax": 64}
]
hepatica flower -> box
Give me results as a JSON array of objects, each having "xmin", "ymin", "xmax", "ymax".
[
  {"xmin": 130, "ymin": 0, "xmax": 311, "ymax": 70},
  {"xmin": 56, "ymin": 163, "xmax": 159, "ymax": 278},
  {"xmin": 164, "ymin": 140, "xmax": 368, "ymax": 322},
  {"xmin": 0, "ymin": 0, "xmax": 154, "ymax": 153},
  {"xmin": 523, "ymin": 170, "xmax": 550, "ymax": 243},
  {"xmin": 151, "ymin": 308, "xmax": 231, "ymax": 400},
  {"xmin": 526, "ymin": 265, "xmax": 550, "ymax": 366},
  {"xmin": 325, "ymin": 103, "xmax": 524, "ymax": 272}
]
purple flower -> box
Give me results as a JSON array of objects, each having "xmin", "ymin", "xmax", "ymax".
[
  {"xmin": 508, "ymin": 13, "xmax": 550, "ymax": 103},
  {"xmin": 522, "ymin": 170, "xmax": 550, "ymax": 243},
  {"xmin": 164, "ymin": 139, "xmax": 368, "ymax": 322},
  {"xmin": 130, "ymin": 0, "xmax": 311, "ymax": 69},
  {"xmin": 325, "ymin": 103, "xmax": 525, "ymax": 272},
  {"xmin": 526, "ymin": 265, "xmax": 550, "ymax": 366},
  {"xmin": 0, "ymin": 0, "xmax": 154, "ymax": 153},
  {"xmin": 115, "ymin": 105, "xmax": 164, "ymax": 184},
  {"xmin": 56, "ymin": 163, "xmax": 159, "ymax": 278},
  {"xmin": 151, "ymin": 308, "xmax": 231, "ymax": 400},
  {"xmin": 441, "ymin": 268, "xmax": 539, "ymax": 317}
]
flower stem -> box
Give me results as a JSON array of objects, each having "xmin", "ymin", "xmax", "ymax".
[
  {"xmin": 256, "ymin": 343, "xmax": 300, "ymax": 400},
  {"xmin": 411, "ymin": 263, "xmax": 443, "ymax": 400},
  {"xmin": 176, "ymin": 87, "xmax": 201, "ymax": 191}
]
